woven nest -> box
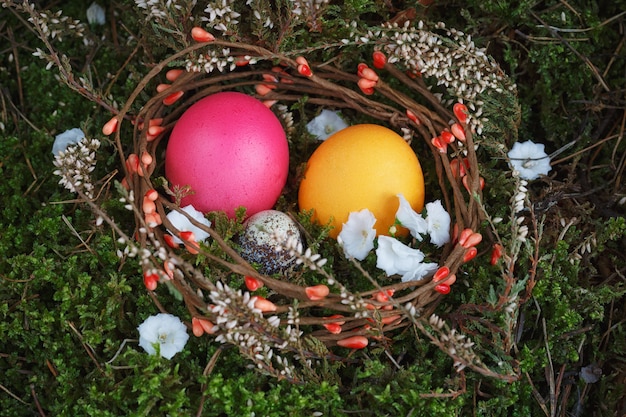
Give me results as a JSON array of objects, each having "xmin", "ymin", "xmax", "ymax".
[{"xmin": 109, "ymin": 34, "xmax": 490, "ymax": 364}]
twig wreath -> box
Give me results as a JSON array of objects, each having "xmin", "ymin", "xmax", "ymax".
[{"xmin": 54, "ymin": 19, "xmax": 521, "ymax": 383}]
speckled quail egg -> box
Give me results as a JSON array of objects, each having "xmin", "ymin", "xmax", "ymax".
[{"xmin": 238, "ymin": 210, "xmax": 303, "ymax": 275}]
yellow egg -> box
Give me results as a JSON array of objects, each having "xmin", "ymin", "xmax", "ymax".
[{"xmin": 298, "ymin": 124, "xmax": 425, "ymax": 238}]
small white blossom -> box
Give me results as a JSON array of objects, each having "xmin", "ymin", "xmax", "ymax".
[
  {"xmin": 166, "ymin": 205, "xmax": 211, "ymax": 244},
  {"xmin": 425, "ymin": 200, "xmax": 451, "ymax": 247},
  {"xmin": 137, "ymin": 313, "xmax": 189, "ymax": 359},
  {"xmin": 52, "ymin": 128, "xmax": 85, "ymax": 156},
  {"xmin": 376, "ymin": 236, "xmax": 435, "ymax": 281},
  {"xmin": 395, "ymin": 194, "xmax": 427, "ymax": 239},
  {"xmin": 306, "ymin": 110, "xmax": 349, "ymax": 140},
  {"xmin": 53, "ymin": 137, "xmax": 100, "ymax": 198},
  {"xmin": 507, "ymin": 141, "xmax": 552, "ymax": 180},
  {"xmin": 86, "ymin": 2, "xmax": 106, "ymax": 26},
  {"xmin": 337, "ymin": 209, "xmax": 376, "ymax": 260}
]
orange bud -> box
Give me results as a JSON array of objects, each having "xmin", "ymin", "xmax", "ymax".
[
  {"xmin": 179, "ymin": 230, "xmax": 196, "ymax": 242},
  {"xmin": 357, "ymin": 77, "xmax": 377, "ymax": 91},
  {"xmin": 434, "ymin": 283, "xmax": 450, "ymax": 294},
  {"xmin": 145, "ymin": 189, "xmax": 159, "ymax": 202},
  {"xmin": 490, "ymin": 244, "xmax": 503, "ymax": 265},
  {"xmin": 163, "ymin": 234, "xmax": 179, "ymax": 248},
  {"xmin": 166, "ymin": 69, "xmax": 184, "ymax": 82},
  {"xmin": 297, "ymin": 63, "xmax": 313, "ymax": 77},
  {"xmin": 357, "ymin": 62, "xmax": 368, "ymax": 77},
  {"xmin": 126, "ymin": 153, "xmax": 140, "ymax": 174},
  {"xmin": 360, "ymin": 67, "xmax": 379, "ymax": 82},
  {"xmin": 372, "ymin": 51, "xmax": 387, "ymax": 69},
  {"xmin": 244, "ymin": 276, "xmax": 264, "ymax": 291},
  {"xmin": 458, "ymin": 228, "xmax": 473, "ymax": 247},
  {"xmin": 255, "ymin": 84, "xmax": 274, "ymax": 96},
  {"xmin": 440, "ymin": 130, "xmax": 455, "ymax": 144},
  {"xmin": 451, "ymin": 123, "xmax": 466, "ymax": 142},
  {"xmin": 253, "ymin": 296, "xmax": 277, "ymax": 312},
  {"xmin": 453, "ymin": 102, "xmax": 469, "ymax": 124},
  {"xmin": 374, "ymin": 291, "xmax": 390, "ymax": 303},
  {"xmin": 192, "ymin": 317, "xmax": 205, "ymax": 337},
  {"xmin": 406, "ymin": 109, "xmax": 420, "ymax": 124},
  {"xmin": 147, "ymin": 125, "xmax": 165, "ymax": 137},
  {"xmin": 191, "ymin": 27, "xmax": 215, "ymax": 42},
  {"xmin": 235, "ymin": 57, "xmax": 250, "ymax": 67},
  {"xmin": 156, "ymin": 83, "xmax": 170, "ymax": 93},
  {"xmin": 323, "ymin": 323, "xmax": 342, "ymax": 334},
  {"xmin": 163, "ymin": 261, "xmax": 174, "ymax": 279},
  {"xmin": 145, "ymin": 212, "xmax": 162, "ymax": 228},
  {"xmin": 381, "ymin": 315, "xmax": 402, "ymax": 325},
  {"xmin": 141, "ymin": 151, "xmax": 153, "ymax": 167},
  {"xmin": 163, "ymin": 91, "xmax": 184, "ymax": 106},
  {"xmin": 463, "ymin": 246, "xmax": 478, "ymax": 262},
  {"xmin": 262, "ymin": 73, "xmax": 279, "ymax": 83},
  {"xmin": 143, "ymin": 272, "xmax": 158, "ymax": 291},
  {"xmin": 200, "ymin": 318, "xmax": 217, "ymax": 334},
  {"xmin": 142, "ymin": 198, "xmax": 156, "ymax": 214},
  {"xmin": 295, "ymin": 56, "xmax": 309, "ymax": 66},
  {"xmin": 433, "ymin": 266, "xmax": 450, "ymax": 282},
  {"xmin": 445, "ymin": 274, "xmax": 457, "ymax": 286},
  {"xmin": 431, "ymin": 136, "xmax": 447, "ymax": 153},
  {"xmin": 337, "ymin": 335, "xmax": 368, "ymax": 349},
  {"xmin": 462, "ymin": 232, "xmax": 483, "ymax": 249},
  {"xmin": 102, "ymin": 116, "xmax": 118, "ymax": 135},
  {"xmin": 305, "ymin": 284, "xmax": 329, "ymax": 301},
  {"xmin": 262, "ymin": 100, "xmax": 278, "ymax": 108}
]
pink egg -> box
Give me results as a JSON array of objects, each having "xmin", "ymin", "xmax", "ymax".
[{"xmin": 165, "ymin": 92, "xmax": 289, "ymax": 218}]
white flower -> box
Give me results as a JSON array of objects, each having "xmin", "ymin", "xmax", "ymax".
[
  {"xmin": 376, "ymin": 236, "xmax": 436, "ymax": 281},
  {"xmin": 137, "ymin": 313, "xmax": 189, "ymax": 359},
  {"xmin": 52, "ymin": 128, "xmax": 85, "ymax": 156},
  {"xmin": 166, "ymin": 205, "xmax": 211, "ymax": 244},
  {"xmin": 86, "ymin": 2, "xmax": 106, "ymax": 26},
  {"xmin": 425, "ymin": 200, "xmax": 451, "ymax": 247},
  {"xmin": 507, "ymin": 141, "xmax": 552, "ymax": 180},
  {"xmin": 400, "ymin": 261, "xmax": 439, "ymax": 282},
  {"xmin": 337, "ymin": 209, "xmax": 376, "ymax": 260},
  {"xmin": 306, "ymin": 110, "xmax": 349, "ymax": 140},
  {"xmin": 395, "ymin": 194, "xmax": 427, "ymax": 239}
]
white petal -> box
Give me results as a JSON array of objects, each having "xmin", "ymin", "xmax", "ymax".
[
  {"xmin": 338, "ymin": 209, "xmax": 376, "ymax": 260},
  {"xmin": 395, "ymin": 194, "xmax": 427, "ymax": 239}
]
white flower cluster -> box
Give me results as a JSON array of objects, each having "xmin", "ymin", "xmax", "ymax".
[
  {"xmin": 135, "ymin": 0, "xmax": 197, "ymax": 20},
  {"xmin": 337, "ymin": 195, "xmax": 450, "ymax": 282},
  {"xmin": 250, "ymin": 3, "xmax": 274, "ymax": 29},
  {"xmin": 209, "ymin": 281, "xmax": 300, "ymax": 380},
  {"xmin": 277, "ymin": 233, "xmax": 328, "ymax": 271},
  {"xmin": 22, "ymin": 4, "xmax": 85, "ymax": 42},
  {"xmin": 53, "ymin": 137, "xmax": 100, "ymax": 199},
  {"xmin": 185, "ymin": 48, "xmax": 254, "ymax": 73},
  {"xmin": 511, "ymin": 178, "xmax": 530, "ymax": 243},
  {"xmin": 202, "ymin": 0, "xmax": 240, "ymax": 32},
  {"xmin": 275, "ymin": 104, "xmax": 296, "ymax": 135},
  {"xmin": 427, "ymin": 314, "xmax": 477, "ymax": 372},
  {"xmin": 342, "ymin": 21, "xmax": 517, "ymax": 135},
  {"xmin": 290, "ymin": 0, "xmax": 329, "ymax": 30}
]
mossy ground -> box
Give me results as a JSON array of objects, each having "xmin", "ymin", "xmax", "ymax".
[{"xmin": 1, "ymin": 0, "xmax": 625, "ymax": 416}]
